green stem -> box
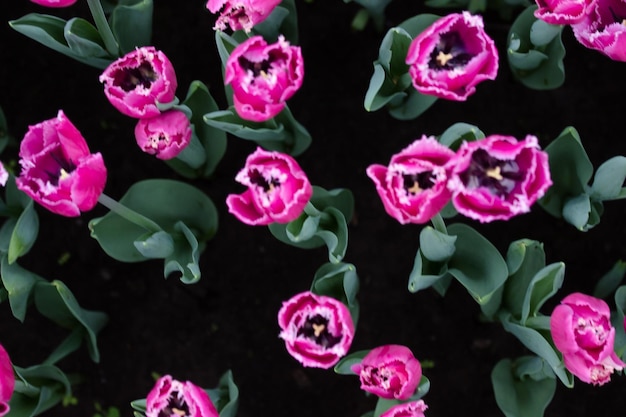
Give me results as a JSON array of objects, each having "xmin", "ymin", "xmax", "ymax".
[
  {"xmin": 430, "ymin": 213, "xmax": 447, "ymax": 234},
  {"xmin": 97, "ymin": 193, "xmax": 162, "ymax": 233},
  {"xmin": 86, "ymin": 0, "xmax": 119, "ymax": 56}
]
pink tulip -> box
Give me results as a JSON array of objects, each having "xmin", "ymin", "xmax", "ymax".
[
  {"xmin": 226, "ymin": 147, "xmax": 312, "ymax": 225},
  {"xmin": 278, "ymin": 291, "xmax": 355, "ymax": 369},
  {"xmin": 550, "ymin": 292, "xmax": 626, "ymax": 385},
  {"xmin": 99, "ymin": 47, "xmax": 178, "ymax": 118},
  {"xmin": 366, "ymin": 136, "xmax": 455, "ymax": 224},
  {"xmin": 16, "ymin": 111, "xmax": 107, "ymax": 217},
  {"xmin": 351, "ymin": 345, "xmax": 422, "ymax": 400},
  {"xmin": 146, "ymin": 375, "xmax": 218, "ymax": 417},
  {"xmin": 381, "ymin": 400, "xmax": 428, "ymax": 417},
  {"xmin": 0, "ymin": 163, "xmax": 8, "ymax": 187},
  {"xmin": 134, "ymin": 110, "xmax": 192, "ymax": 160},
  {"xmin": 572, "ymin": 0, "xmax": 626, "ymax": 62},
  {"xmin": 406, "ymin": 12, "xmax": 498, "ymax": 101},
  {"xmin": 225, "ymin": 35, "xmax": 304, "ymax": 122},
  {"xmin": 0, "ymin": 344, "xmax": 14, "ymax": 417},
  {"xmin": 29, "ymin": 0, "xmax": 77, "ymax": 7},
  {"xmin": 534, "ymin": 0, "xmax": 595, "ymax": 24},
  {"xmin": 447, "ymin": 134, "xmax": 552, "ymax": 223},
  {"xmin": 207, "ymin": 0, "xmax": 281, "ymax": 32}
]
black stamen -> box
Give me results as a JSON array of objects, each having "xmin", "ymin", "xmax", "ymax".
[
  {"xmin": 112, "ymin": 61, "xmax": 158, "ymax": 92},
  {"xmin": 428, "ymin": 31, "xmax": 473, "ymax": 70},
  {"xmin": 297, "ymin": 314, "xmax": 342, "ymax": 348},
  {"xmin": 249, "ymin": 169, "xmax": 280, "ymax": 192}
]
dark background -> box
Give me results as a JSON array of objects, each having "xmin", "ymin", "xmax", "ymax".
[{"xmin": 2, "ymin": 1, "xmax": 626, "ymax": 416}]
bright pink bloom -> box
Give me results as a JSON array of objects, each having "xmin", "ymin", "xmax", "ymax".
[
  {"xmin": 447, "ymin": 134, "xmax": 552, "ymax": 223},
  {"xmin": 16, "ymin": 111, "xmax": 107, "ymax": 217},
  {"xmin": 571, "ymin": 0, "xmax": 626, "ymax": 62},
  {"xmin": 351, "ymin": 345, "xmax": 422, "ymax": 400},
  {"xmin": 29, "ymin": 0, "xmax": 77, "ymax": 7},
  {"xmin": 134, "ymin": 110, "xmax": 192, "ymax": 160},
  {"xmin": 0, "ymin": 344, "xmax": 14, "ymax": 417},
  {"xmin": 226, "ymin": 147, "xmax": 312, "ymax": 225},
  {"xmin": 366, "ymin": 136, "xmax": 455, "ymax": 224},
  {"xmin": 146, "ymin": 375, "xmax": 218, "ymax": 417},
  {"xmin": 207, "ymin": 0, "xmax": 281, "ymax": 32},
  {"xmin": 278, "ymin": 291, "xmax": 355, "ymax": 369},
  {"xmin": 99, "ymin": 47, "xmax": 178, "ymax": 118},
  {"xmin": 0, "ymin": 163, "xmax": 8, "ymax": 187},
  {"xmin": 406, "ymin": 12, "xmax": 498, "ymax": 101},
  {"xmin": 225, "ymin": 35, "xmax": 304, "ymax": 122},
  {"xmin": 534, "ymin": 0, "xmax": 594, "ymax": 24},
  {"xmin": 380, "ymin": 400, "xmax": 428, "ymax": 417},
  {"xmin": 550, "ymin": 292, "xmax": 626, "ymax": 385}
]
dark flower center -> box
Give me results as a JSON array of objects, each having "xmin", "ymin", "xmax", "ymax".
[
  {"xmin": 44, "ymin": 147, "xmax": 76, "ymax": 186},
  {"xmin": 403, "ymin": 171, "xmax": 435, "ymax": 195},
  {"xmin": 249, "ymin": 168, "xmax": 280, "ymax": 192},
  {"xmin": 428, "ymin": 31, "xmax": 473, "ymax": 70},
  {"xmin": 238, "ymin": 50, "xmax": 286, "ymax": 82},
  {"xmin": 297, "ymin": 314, "xmax": 342, "ymax": 348},
  {"xmin": 112, "ymin": 61, "xmax": 158, "ymax": 92},
  {"xmin": 158, "ymin": 391, "xmax": 190, "ymax": 417},
  {"xmin": 459, "ymin": 149, "xmax": 523, "ymax": 197}
]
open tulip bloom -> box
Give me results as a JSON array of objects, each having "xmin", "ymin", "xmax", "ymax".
[
  {"xmin": 16, "ymin": 110, "xmax": 107, "ymax": 217},
  {"xmin": 207, "ymin": 0, "xmax": 281, "ymax": 32},
  {"xmin": 145, "ymin": 375, "xmax": 218, "ymax": 417},
  {"xmin": 28, "ymin": 0, "xmax": 77, "ymax": 7},
  {"xmin": 406, "ymin": 11, "xmax": 498, "ymax": 101},
  {"xmin": 534, "ymin": 0, "xmax": 594, "ymax": 24},
  {"xmin": 571, "ymin": 0, "xmax": 626, "ymax": 62},
  {"xmin": 381, "ymin": 400, "xmax": 428, "ymax": 417},
  {"xmin": 0, "ymin": 344, "xmax": 13, "ymax": 417}
]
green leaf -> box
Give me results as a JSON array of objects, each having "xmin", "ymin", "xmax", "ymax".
[
  {"xmin": 408, "ymin": 248, "xmax": 451, "ymax": 294},
  {"xmin": 8, "ymin": 200, "xmax": 39, "ymax": 264},
  {"xmin": 437, "ymin": 122, "xmax": 485, "ymax": 150},
  {"xmin": 503, "ymin": 239, "xmax": 546, "ymax": 320},
  {"xmin": 419, "ymin": 226, "xmax": 456, "ymax": 262},
  {"xmin": 163, "ymin": 221, "xmax": 202, "ymax": 284},
  {"xmin": 334, "ymin": 349, "xmax": 370, "ymax": 375},
  {"xmin": 311, "ymin": 262, "xmax": 360, "ymax": 325},
  {"xmin": 530, "ymin": 19, "xmax": 562, "ymax": 46},
  {"xmin": 593, "ymin": 260, "xmax": 626, "ymax": 299},
  {"xmin": 134, "ymin": 231, "xmax": 174, "ymax": 258},
  {"xmin": 34, "ymin": 280, "xmax": 108, "ymax": 362},
  {"xmin": 562, "ymin": 193, "xmax": 591, "ymax": 231},
  {"xmin": 64, "ymin": 18, "xmax": 109, "ymax": 59},
  {"xmin": 11, "ymin": 364, "xmax": 72, "ymax": 417},
  {"xmin": 206, "ymin": 370, "xmax": 239, "ymax": 417},
  {"xmin": 0, "ymin": 257, "xmax": 42, "ymax": 321},
  {"xmin": 491, "ymin": 358, "xmax": 556, "ymax": 417},
  {"xmin": 520, "ymin": 262, "xmax": 565, "ymax": 324},
  {"xmin": 590, "ymin": 156, "xmax": 626, "ymax": 201},
  {"xmin": 110, "ymin": 0, "xmax": 153, "ymax": 53},
  {"xmin": 397, "ymin": 13, "xmax": 440, "ymax": 37}
]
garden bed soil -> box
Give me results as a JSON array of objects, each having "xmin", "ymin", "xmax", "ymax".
[{"xmin": 2, "ymin": 1, "xmax": 626, "ymax": 416}]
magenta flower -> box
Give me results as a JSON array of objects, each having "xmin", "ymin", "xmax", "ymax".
[
  {"xmin": 16, "ymin": 111, "xmax": 107, "ymax": 217},
  {"xmin": 0, "ymin": 344, "xmax": 14, "ymax": 417},
  {"xmin": 0, "ymin": 163, "xmax": 8, "ymax": 187},
  {"xmin": 226, "ymin": 147, "xmax": 312, "ymax": 225},
  {"xmin": 146, "ymin": 375, "xmax": 218, "ymax": 417},
  {"xmin": 225, "ymin": 35, "xmax": 304, "ymax": 122},
  {"xmin": 405, "ymin": 12, "xmax": 498, "ymax": 101},
  {"xmin": 571, "ymin": 0, "xmax": 626, "ymax": 62},
  {"xmin": 380, "ymin": 400, "xmax": 428, "ymax": 417},
  {"xmin": 550, "ymin": 292, "xmax": 626, "ymax": 385},
  {"xmin": 278, "ymin": 291, "xmax": 355, "ymax": 369},
  {"xmin": 134, "ymin": 110, "xmax": 192, "ymax": 160},
  {"xmin": 447, "ymin": 134, "xmax": 552, "ymax": 223},
  {"xmin": 534, "ymin": 0, "xmax": 594, "ymax": 24},
  {"xmin": 207, "ymin": 0, "xmax": 281, "ymax": 32},
  {"xmin": 351, "ymin": 345, "xmax": 422, "ymax": 400},
  {"xmin": 99, "ymin": 47, "xmax": 178, "ymax": 118},
  {"xmin": 29, "ymin": 0, "xmax": 77, "ymax": 7},
  {"xmin": 366, "ymin": 136, "xmax": 455, "ymax": 224}
]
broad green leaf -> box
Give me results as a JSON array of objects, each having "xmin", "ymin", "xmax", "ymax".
[
  {"xmin": 364, "ymin": 63, "xmax": 408, "ymax": 112},
  {"xmin": 438, "ymin": 122, "xmax": 485, "ymax": 150},
  {"xmin": 0, "ymin": 257, "xmax": 42, "ymax": 321},
  {"xmin": 593, "ymin": 260, "xmax": 626, "ymax": 299},
  {"xmin": 163, "ymin": 221, "xmax": 203, "ymax": 284},
  {"xmin": 520, "ymin": 262, "xmax": 565, "ymax": 324},
  {"xmin": 311, "ymin": 262, "xmax": 359, "ymax": 324},
  {"xmin": 562, "ymin": 193, "xmax": 591, "ymax": 231},
  {"xmin": 110, "ymin": 0, "xmax": 153, "ymax": 53},
  {"xmin": 64, "ymin": 18, "xmax": 108, "ymax": 59},
  {"xmin": 419, "ymin": 226, "xmax": 456, "ymax": 262},
  {"xmin": 397, "ymin": 14, "xmax": 440, "ymax": 37},
  {"xmin": 134, "ymin": 231, "xmax": 174, "ymax": 258},
  {"xmin": 408, "ymin": 248, "xmax": 450, "ymax": 294},
  {"xmin": 11, "ymin": 364, "xmax": 72, "ymax": 417},
  {"xmin": 387, "ymin": 88, "xmax": 438, "ymax": 120},
  {"xmin": 503, "ymin": 239, "xmax": 546, "ymax": 320},
  {"xmin": 530, "ymin": 19, "xmax": 562, "ymax": 46},
  {"xmin": 206, "ymin": 370, "xmax": 239, "ymax": 417},
  {"xmin": 590, "ymin": 156, "xmax": 626, "ymax": 201},
  {"xmin": 8, "ymin": 200, "xmax": 39, "ymax": 264},
  {"xmin": 333, "ymin": 349, "xmax": 370, "ymax": 375}
]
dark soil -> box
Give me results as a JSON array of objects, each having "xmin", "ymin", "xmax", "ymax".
[{"xmin": 2, "ymin": 1, "xmax": 626, "ymax": 417}]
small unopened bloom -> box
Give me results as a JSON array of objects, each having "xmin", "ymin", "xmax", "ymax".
[
  {"xmin": 366, "ymin": 136, "xmax": 455, "ymax": 224},
  {"xmin": 571, "ymin": 0, "xmax": 626, "ymax": 62},
  {"xmin": 99, "ymin": 47, "xmax": 178, "ymax": 118},
  {"xmin": 134, "ymin": 110, "xmax": 192, "ymax": 160},
  {"xmin": 550, "ymin": 292, "xmax": 626, "ymax": 385},
  {"xmin": 534, "ymin": 0, "xmax": 594, "ymax": 24},
  {"xmin": 406, "ymin": 12, "xmax": 498, "ymax": 101},
  {"xmin": 278, "ymin": 291, "xmax": 355, "ymax": 369},
  {"xmin": 29, "ymin": 0, "xmax": 77, "ymax": 7},
  {"xmin": 207, "ymin": 0, "xmax": 281, "ymax": 32},
  {"xmin": 0, "ymin": 344, "xmax": 14, "ymax": 417},
  {"xmin": 226, "ymin": 147, "xmax": 312, "ymax": 225},
  {"xmin": 225, "ymin": 35, "xmax": 304, "ymax": 122},
  {"xmin": 16, "ymin": 111, "xmax": 107, "ymax": 217},
  {"xmin": 351, "ymin": 345, "xmax": 422, "ymax": 400},
  {"xmin": 447, "ymin": 134, "xmax": 552, "ymax": 223},
  {"xmin": 381, "ymin": 400, "xmax": 428, "ymax": 417},
  {"xmin": 146, "ymin": 375, "xmax": 218, "ymax": 417}
]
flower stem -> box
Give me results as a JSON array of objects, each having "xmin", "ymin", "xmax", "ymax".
[
  {"xmin": 97, "ymin": 193, "xmax": 162, "ymax": 233},
  {"xmin": 86, "ymin": 0, "xmax": 119, "ymax": 57},
  {"xmin": 430, "ymin": 213, "xmax": 447, "ymax": 234}
]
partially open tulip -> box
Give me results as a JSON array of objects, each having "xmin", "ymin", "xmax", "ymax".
[
  {"xmin": 100, "ymin": 47, "xmax": 178, "ymax": 118},
  {"xmin": 16, "ymin": 111, "xmax": 107, "ymax": 217},
  {"xmin": 134, "ymin": 110, "xmax": 192, "ymax": 160},
  {"xmin": 207, "ymin": 0, "xmax": 281, "ymax": 32},
  {"xmin": 406, "ymin": 12, "xmax": 498, "ymax": 101},
  {"xmin": 0, "ymin": 344, "xmax": 14, "ymax": 417},
  {"xmin": 146, "ymin": 375, "xmax": 218, "ymax": 417},
  {"xmin": 278, "ymin": 291, "xmax": 355, "ymax": 369},
  {"xmin": 29, "ymin": 0, "xmax": 77, "ymax": 7},
  {"xmin": 534, "ymin": 0, "xmax": 594, "ymax": 24},
  {"xmin": 225, "ymin": 35, "xmax": 304, "ymax": 122},
  {"xmin": 572, "ymin": 0, "xmax": 626, "ymax": 62},
  {"xmin": 381, "ymin": 400, "xmax": 428, "ymax": 417}
]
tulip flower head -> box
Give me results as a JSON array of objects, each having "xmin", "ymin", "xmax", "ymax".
[
  {"xmin": 534, "ymin": 0, "xmax": 595, "ymax": 24},
  {"xmin": 572, "ymin": 0, "xmax": 626, "ymax": 61},
  {"xmin": 207, "ymin": 0, "xmax": 281, "ymax": 32},
  {"xmin": 134, "ymin": 110, "xmax": 192, "ymax": 160},
  {"xmin": 29, "ymin": 0, "xmax": 77, "ymax": 7},
  {"xmin": 0, "ymin": 344, "xmax": 13, "ymax": 417},
  {"xmin": 406, "ymin": 11, "xmax": 498, "ymax": 101},
  {"xmin": 16, "ymin": 110, "xmax": 107, "ymax": 217},
  {"xmin": 146, "ymin": 375, "xmax": 218, "ymax": 417}
]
